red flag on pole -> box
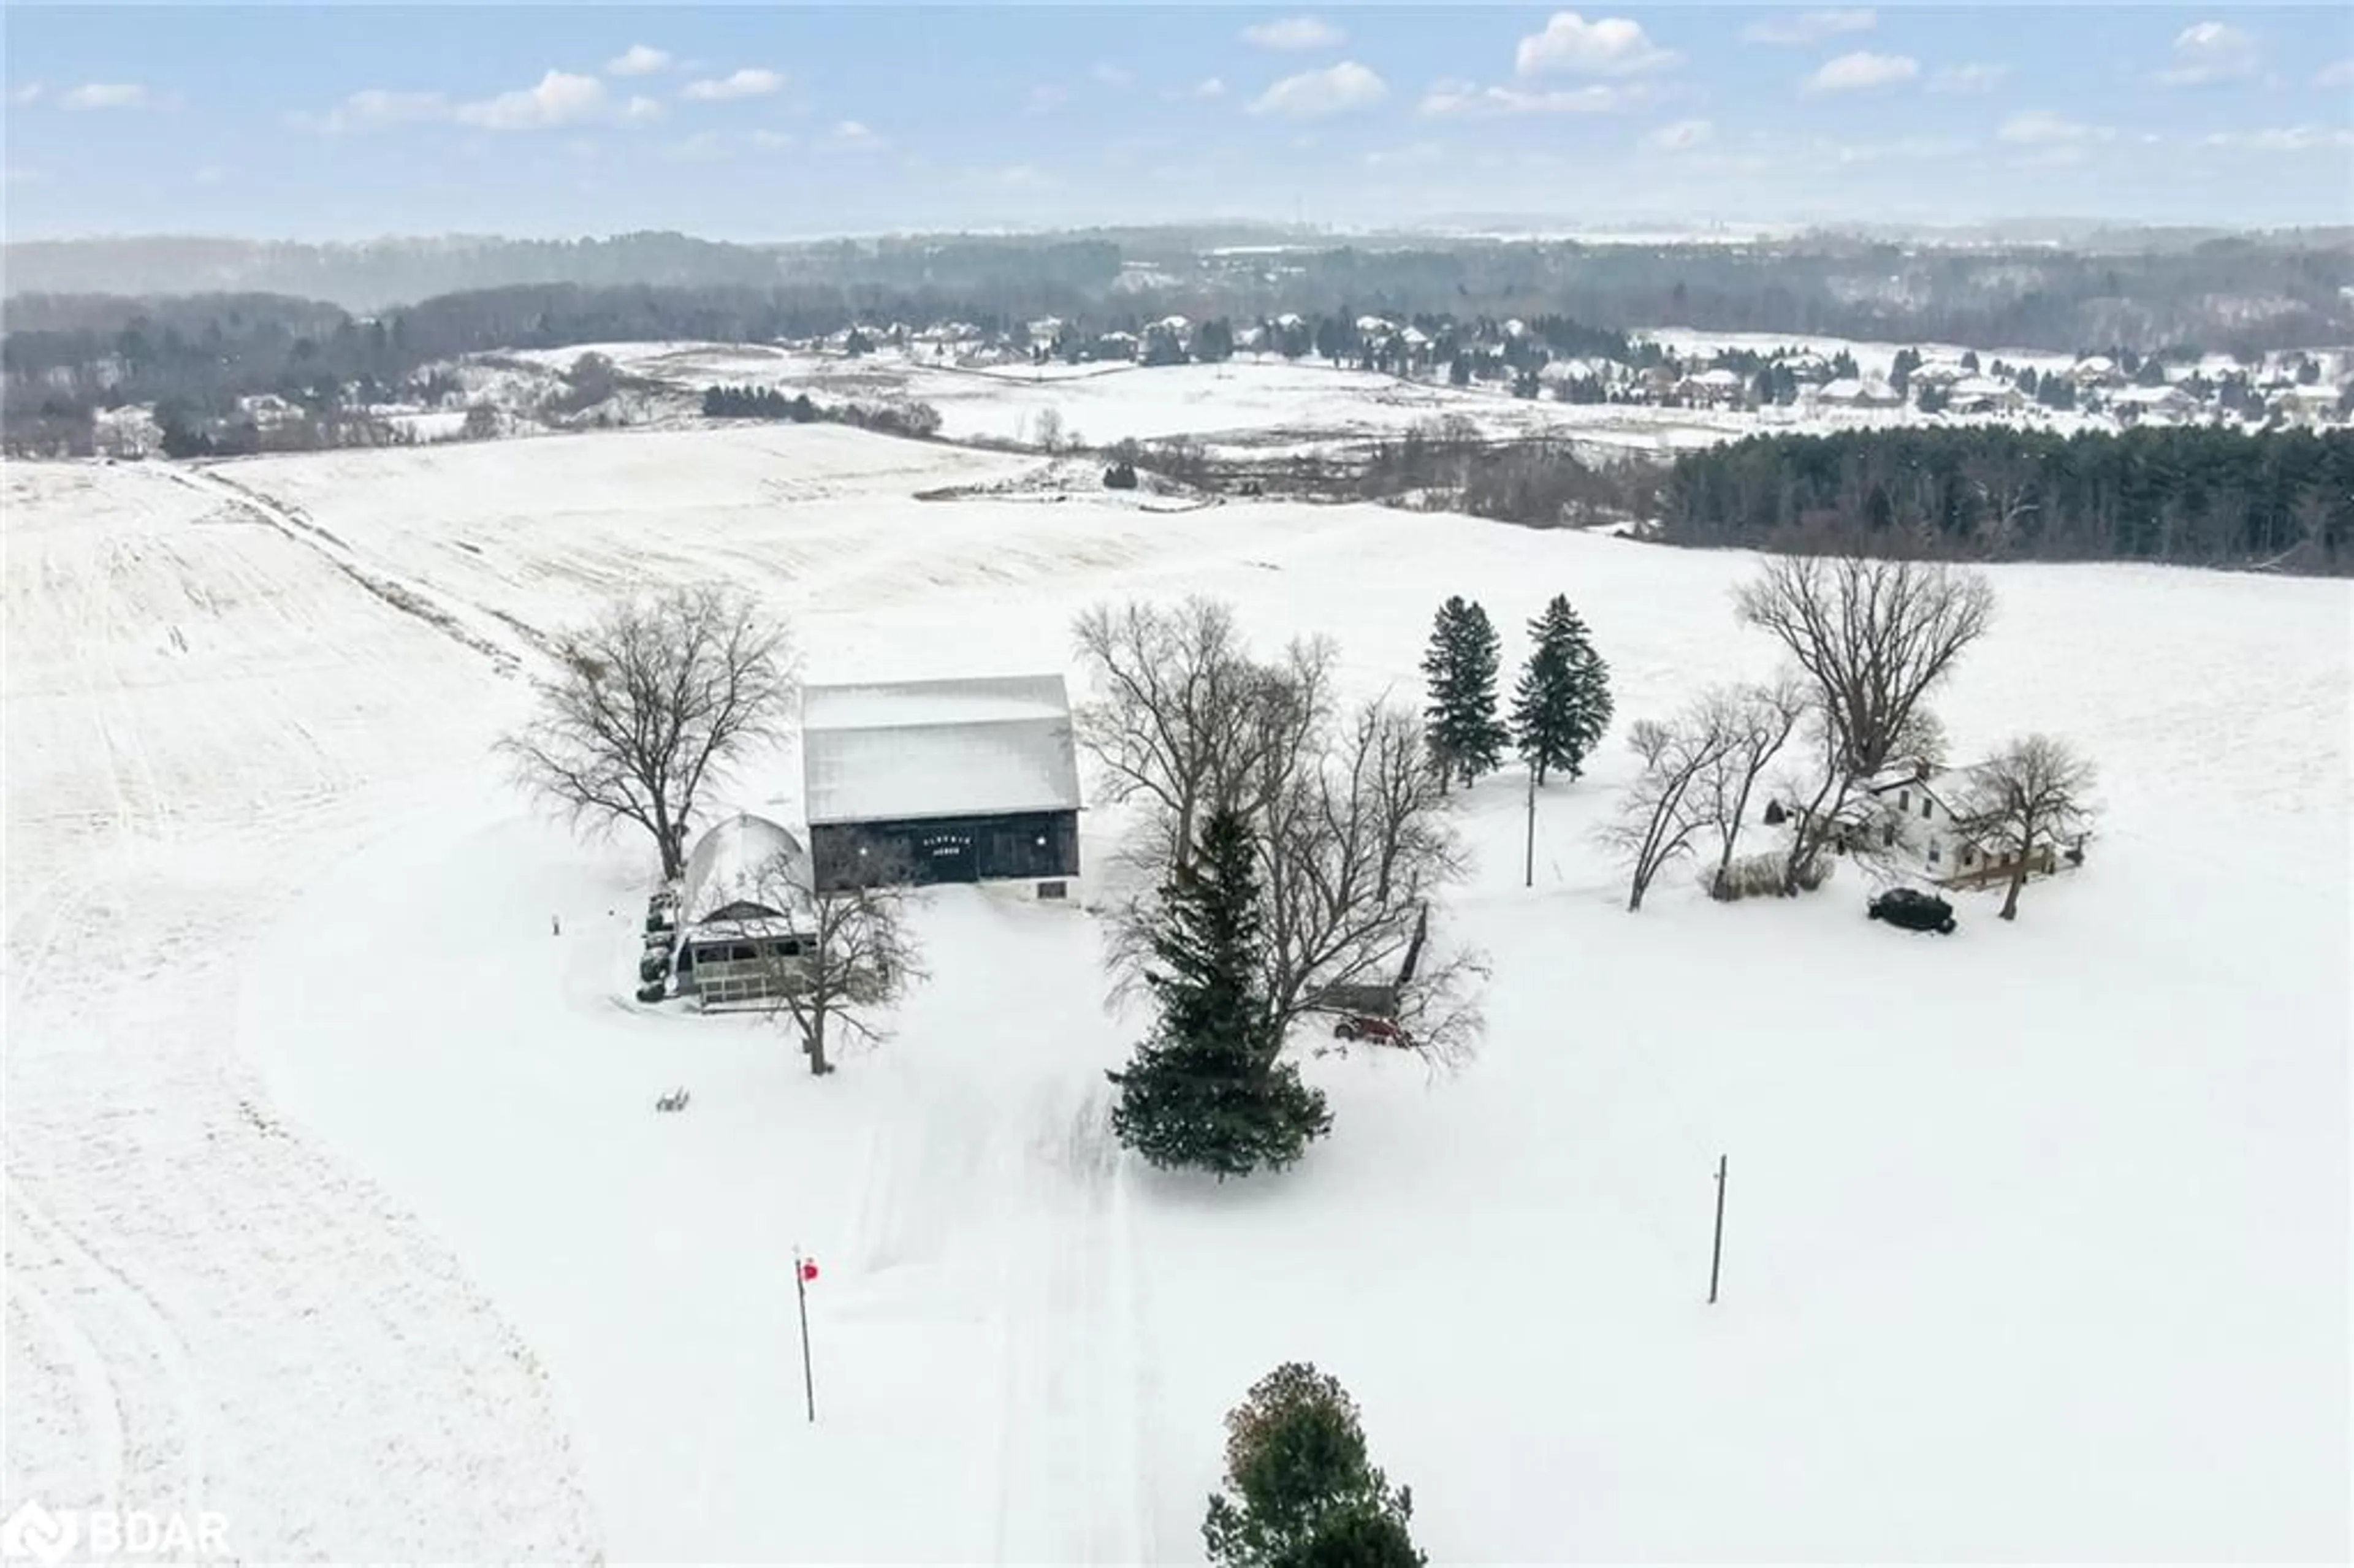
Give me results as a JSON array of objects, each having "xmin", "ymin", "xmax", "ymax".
[{"xmin": 799, "ymin": 1258, "xmax": 820, "ymax": 1283}]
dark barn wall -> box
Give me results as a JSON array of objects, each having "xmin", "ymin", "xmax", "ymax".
[{"xmin": 812, "ymin": 810, "xmax": 1079, "ymax": 889}]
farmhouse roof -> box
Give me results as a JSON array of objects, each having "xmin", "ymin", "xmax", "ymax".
[
  {"xmin": 801, "ymin": 674, "xmax": 1083, "ymax": 826},
  {"xmin": 681, "ymin": 813, "xmax": 810, "ymax": 925}
]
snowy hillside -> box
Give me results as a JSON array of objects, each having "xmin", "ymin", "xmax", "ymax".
[{"xmin": 4, "ymin": 424, "xmax": 2347, "ymax": 1562}]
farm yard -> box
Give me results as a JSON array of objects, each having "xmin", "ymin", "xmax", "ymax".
[{"xmin": 4, "ymin": 418, "xmax": 2348, "ymax": 1562}]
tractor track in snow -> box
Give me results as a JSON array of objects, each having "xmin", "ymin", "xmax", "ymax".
[
  {"xmin": 167, "ymin": 467, "xmax": 530, "ymax": 676},
  {"xmin": 988, "ymin": 1083, "xmax": 1154, "ymax": 1564}
]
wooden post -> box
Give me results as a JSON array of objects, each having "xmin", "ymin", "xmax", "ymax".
[
  {"xmin": 1707, "ymin": 1155, "xmax": 1728, "ymax": 1305},
  {"xmin": 793, "ymin": 1249, "xmax": 817, "ymax": 1423},
  {"xmin": 1524, "ymin": 764, "xmax": 1537, "ymax": 889}
]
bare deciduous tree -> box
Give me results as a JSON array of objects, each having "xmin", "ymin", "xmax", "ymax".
[
  {"xmin": 1734, "ymin": 553, "xmax": 1995, "ymax": 780},
  {"xmin": 752, "ymin": 843, "xmax": 926, "ymax": 1075},
  {"xmin": 1599, "ymin": 712, "xmax": 1737, "ymax": 912},
  {"xmin": 501, "ymin": 586, "xmax": 795, "ymax": 879},
  {"xmin": 1696, "ymin": 676, "xmax": 1810, "ymax": 897},
  {"xmin": 1073, "ymin": 597, "xmax": 1331, "ymax": 877},
  {"xmin": 1073, "ymin": 597, "xmax": 1482, "ymax": 1067},
  {"xmin": 1949, "ymin": 735, "xmax": 2098, "ymax": 921},
  {"xmin": 1031, "ymin": 406, "xmax": 1065, "ymax": 452}
]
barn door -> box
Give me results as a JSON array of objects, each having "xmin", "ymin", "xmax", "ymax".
[{"xmin": 915, "ymin": 828, "xmax": 977, "ymax": 883}]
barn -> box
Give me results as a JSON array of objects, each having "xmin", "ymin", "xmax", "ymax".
[
  {"xmin": 801, "ymin": 674, "xmax": 1083, "ymax": 896},
  {"xmin": 672, "ymin": 812, "xmax": 815, "ymax": 1008}
]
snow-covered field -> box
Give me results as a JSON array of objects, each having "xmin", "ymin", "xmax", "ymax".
[
  {"xmin": 5, "ymin": 423, "xmax": 2347, "ymax": 1562},
  {"xmin": 503, "ymin": 342, "xmax": 1835, "ymax": 459}
]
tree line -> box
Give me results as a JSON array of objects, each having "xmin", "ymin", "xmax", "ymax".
[{"xmin": 1660, "ymin": 425, "xmax": 2353, "ymax": 573}]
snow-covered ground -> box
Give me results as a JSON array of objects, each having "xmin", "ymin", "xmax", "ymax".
[
  {"xmin": 5, "ymin": 423, "xmax": 2347, "ymax": 1561},
  {"xmin": 501, "ymin": 343, "xmax": 1812, "ymax": 459}
]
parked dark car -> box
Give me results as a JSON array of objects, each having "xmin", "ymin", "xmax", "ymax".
[{"xmin": 1868, "ymin": 886, "xmax": 1957, "ymax": 934}]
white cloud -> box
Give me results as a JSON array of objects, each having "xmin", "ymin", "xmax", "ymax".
[
  {"xmin": 1249, "ymin": 60, "xmax": 1388, "ymax": 118},
  {"xmin": 622, "ymin": 95, "xmax": 665, "ymax": 125},
  {"xmin": 1189, "ymin": 77, "xmax": 1227, "ymax": 99},
  {"xmin": 61, "ymin": 82, "xmax": 161, "ymax": 111},
  {"xmin": 313, "ymin": 88, "xmax": 451, "ymax": 132},
  {"xmin": 2156, "ymin": 21, "xmax": 2260, "ymax": 86},
  {"xmin": 606, "ymin": 44, "xmax": 673, "ymax": 77},
  {"xmin": 1997, "ymin": 109, "xmax": 2111, "ymax": 146},
  {"xmin": 2313, "ymin": 58, "xmax": 2354, "ymax": 88},
  {"xmin": 1241, "ymin": 17, "xmax": 1344, "ymax": 51},
  {"xmin": 749, "ymin": 129, "xmax": 796, "ymax": 150},
  {"xmin": 455, "ymin": 69, "xmax": 607, "ymax": 131},
  {"xmin": 2203, "ymin": 124, "xmax": 2354, "ymax": 152},
  {"xmin": 6, "ymin": 82, "xmax": 42, "ymax": 106},
  {"xmin": 681, "ymin": 67, "xmax": 785, "ymax": 102},
  {"xmin": 1741, "ymin": 10, "xmax": 1876, "ymax": 47},
  {"xmin": 1420, "ymin": 78, "xmax": 1650, "ymax": 117},
  {"xmin": 1091, "ymin": 62, "xmax": 1134, "ymax": 88},
  {"xmin": 1644, "ymin": 117, "xmax": 1714, "ymax": 151},
  {"xmin": 1801, "ymin": 51, "xmax": 1919, "ymax": 94},
  {"xmin": 1929, "ymin": 63, "xmax": 2011, "ymax": 95},
  {"xmin": 1515, "ymin": 13, "xmax": 1680, "ymax": 78},
  {"xmin": 825, "ymin": 118, "xmax": 882, "ymax": 150},
  {"xmin": 1362, "ymin": 140, "xmax": 1447, "ymax": 169}
]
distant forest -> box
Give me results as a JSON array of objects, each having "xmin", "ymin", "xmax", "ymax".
[
  {"xmin": 1659, "ymin": 426, "xmax": 2352, "ymax": 572},
  {"xmin": 7, "ymin": 226, "xmax": 2351, "ymax": 347}
]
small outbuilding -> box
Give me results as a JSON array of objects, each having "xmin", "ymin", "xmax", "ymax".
[
  {"xmin": 801, "ymin": 674, "xmax": 1083, "ymax": 896},
  {"xmin": 673, "ymin": 813, "xmax": 815, "ymax": 1008}
]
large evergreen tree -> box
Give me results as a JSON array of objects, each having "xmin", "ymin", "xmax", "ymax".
[
  {"xmin": 1510, "ymin": 595, "xmax": 1614, "ymax": 785},
  {"xmin": 1420, "ymin": 596, "xmax": 1509, "ymax": 791},
  {"xmin": 1107, "ymin": 810, "xmax": 1331, "ymax": 1178}
]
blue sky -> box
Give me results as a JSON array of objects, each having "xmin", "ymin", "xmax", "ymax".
[{"xmin": 4, "ymin": 4, "xmax": 2350, "ymax": 239}]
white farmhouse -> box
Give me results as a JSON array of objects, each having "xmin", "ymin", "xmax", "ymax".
[{"xmin": 1859, "ymin": 763, "xmax": 2074, "ymax": 888}]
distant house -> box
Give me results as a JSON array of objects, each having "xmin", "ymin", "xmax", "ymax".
[
  {"xmin": 801, "ymin": 674, "xmax": 1083, "ymax": 898},
  {"xmin": 1859, "ymin": 762, "xmax": 2070, "ymax": 888},
  {"xmin": 2279, "ymin": 383, "xmax": 2347, "ymax": 428},
  {"xmin": 2070, "ymin": 356, "xmax": 2120, "ymax": 388},
  {"xmin": 672, "ymin": 813, "xmax": 815, "ymax": 1008},
  {"xmin": 1816, "ymin": 376, "xmax": 1903, "ymax": 409},
  {"xmin": 1947, "ymin": 375, "xmax": 2027, "ymax": 414},
  {"xmin": 1680, "ymin": 367, "xmax": 1746, "ymax": 408},
  {"xmin": 2108, "ymin": 384, "xmax": 2198, "ymax": 425}
]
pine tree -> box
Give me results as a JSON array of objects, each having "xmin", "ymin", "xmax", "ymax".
[
  {"xmin": 1510, "ymin": 595, "xmax": 1614, "ymax": 785},
  {"xmin": 1420, "ymin": 596, "xmax": 1509, "ymax": 791},
  {"xmin": 1203, "ymin": 1362, "xmax": 1425, "ymax": 1568},
  {"xmin": 1107, "ymin": 810, "xmax": 1331, "ymax": 1178}
]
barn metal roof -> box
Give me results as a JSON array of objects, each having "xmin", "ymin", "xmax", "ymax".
[
  {"xmin": 801, "ymin": 674, "xmax": 1083, "ymax": 826},
  {"xmin": 680, "ymin": 812, "xmax": 810, "ymax": 924}
]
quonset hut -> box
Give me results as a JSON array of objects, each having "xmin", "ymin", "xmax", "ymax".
[
  {"xmin": 673, "ymin": 812, "xmax": 814, "ymax": 1008},
  {"xmin": 800, "ymin": 674, "xmax": 1083, "ymax": 897}
]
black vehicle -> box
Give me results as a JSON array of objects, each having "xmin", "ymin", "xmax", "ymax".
[{"xmin": 1867, "ymin": 886, "xmax": 1958, "ymax": 934}]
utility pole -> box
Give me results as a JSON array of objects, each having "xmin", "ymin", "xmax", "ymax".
[
  {"xmin": 1707, "ymin": 1155, "xmax": 1728, "ymax": 1305},
  {"xmin": 1524, "ymin": 764, "xmax": 1537, "ymax": 889},
  {"xmin": 793, "ymin": 1248, "xmax": 817, "ymax": 1422}
]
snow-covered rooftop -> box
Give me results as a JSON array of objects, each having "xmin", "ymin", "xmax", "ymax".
[
  {"xmin": 801, "ymin": 674, "xmax": 1082, "ymax": 826},
  {"xmin": 680, "ymin": 812, "xmax": 809, "ymax": 925}
]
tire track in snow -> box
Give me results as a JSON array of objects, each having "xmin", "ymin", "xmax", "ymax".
[{"xmin": 988, "ymin": 1082, "xmax": 1150, "ymax": 1564}]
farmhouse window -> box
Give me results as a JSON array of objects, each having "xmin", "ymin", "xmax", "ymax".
[
  {"xmin": 1898, "ymin": 790, "xmax": 1910, "ymax": 810},
  {"xmin": 1928, "ymin": 841, "xmax": 1941, "ymax": 864},
  {"xmin": 1883, "ymin": 821, "xmax": 1896, "ymax": 847},
  {"xmin": 1921, "ymin": 797, "xmax": 1933, "ymax": 820}
]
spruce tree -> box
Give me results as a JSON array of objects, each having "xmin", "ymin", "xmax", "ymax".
[
  {"xmin": 1107, "ymin": 810, "xmax": 1331, "ymax": 1178},
  {"xmin": 1511, "ymin": 595, "xmax": 1614, "ymax": 784},
  {"xmin": 1420, "ymin": 596, "xmax": 1509, "ymax": 791}
]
